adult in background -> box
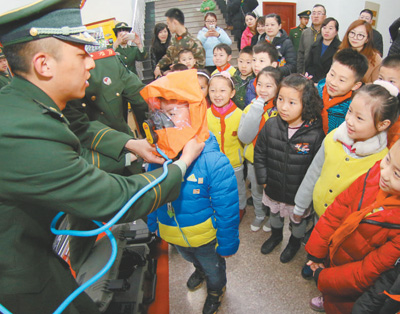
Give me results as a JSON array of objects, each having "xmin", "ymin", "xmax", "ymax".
[
  {"xmin": 197, "ymin": 12, "xmax": 232, "ymax": 74},
  {"xmin": 241, "ymin": 12, "xmax": 257, "ymax": 49},
  {"xmin": 359, "ymin": 8, "xmax": 383, "ymax": 56},
  {"xmin": 154, "ymin": 8, "xmax": 205, "ymax": 78},
  {"xmin": 297, "ymin": 4, "xmax": 326, "ymax": 73},
  {"xmin": 150, "ymin": 23, "xmax": 171, "ymax": 75},
  {"xmin": 112, "ymin": 22, "xmax": 148, "ymax": 75},
  {"xmin": 290, "ymin": 10, "xmax": 311, "ymax": 52},
  {"xmin": 306, "ymin": 17, "xmax": 341, "ymax": 83},
  {"xmin": 227, "ymin": 0, "xmax": 258, "ymax": 50},
  {"xmin": 250, "ymin": 16, "xmax": 265, "ymax": 46},
  {"xmin": 388, "ymin": 17, "xmax": 400, "ymax": 56},
  {"xmin": 339, "ymin": 20, "xmax": 382, "ymax": 83},
  {"xmin": 0, "ymin": 47, "xmax": 12, "ymax": 88},
  {"xmin": 260, "ymin": 13, "xmax": 297, "ymax": 76},
  {"xmin": 0, "ymin": 1, "xmax": 204, "ymax": 313}
]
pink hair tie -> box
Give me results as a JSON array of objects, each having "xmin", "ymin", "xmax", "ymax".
[{"xmin": 210, "ymin": 71, "xmax": 235, "ymax": 89}]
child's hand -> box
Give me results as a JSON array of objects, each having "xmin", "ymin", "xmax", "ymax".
[
  {"xmin": 290, "ymin": 213, "xmax": 303, "ymax": 224},
  {"xmin": 306, "ymin": 260, "xmax": 325, "ymax": 272},
  {"xmin": 221, "ymin": 255, "xmax": 233, "ymax": 258}
]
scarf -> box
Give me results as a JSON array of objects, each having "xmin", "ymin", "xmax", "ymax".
[
  {"xmin": 328, "ymin": 189, "xmax": 400, "ymax": 267},
  {"xmin": 333, "ymin": 122, "xmax": 388, "ymax": 157},
  {"xmin": 211, "ymin": 100, "xmax": 237, "ymax": 154},
  {"xmin": 321, "ymin": 85, "xmax": 353, "ymax": 134},
  {"xmin": 252, "ymin": 99, "xmax": 275, "ymax": 147},
  {"xmin": 216, "ymin": 63, "xmax": 232, "ymax": 73}
]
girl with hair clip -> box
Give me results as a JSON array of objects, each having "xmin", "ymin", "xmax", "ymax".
[
  {"xmin": 254, "ymin": 74, "xmax": 325, "ymax": 263},
  {"xmin": 207, "ymin": 71, "xmax": 246, "ymax": 220},
  {"xmin": 238, "ymin": 66, "xmax": 283, "ymax": 232},
  {"xmin": 293, "ymin": 81, "xmax": 400, "ymax": 300},
  {"xmin": 150, "ymin": 23, "xmax": 171, "ymax": 75},
  {"xmin": 305, "ymin": 84, "xmax": 400, "ymax": 314},
  {"xmin": 339, "ymin": 20, "xmax": 382, "ymax": 83}
]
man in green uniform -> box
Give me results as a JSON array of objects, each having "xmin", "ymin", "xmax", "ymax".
[
  {"xmin": 112, "ymin": 22, "xmax": 147, "ymax": 75},
  {"xmin": 154, "ymin": 8, "xmax": 205, "ymax": 78},
  {"xmin": 289, "ymin": 10, "xmax": 311, "ymax": 52},
  {"xmin": 0, "ymin": 47, "xmax": 12, "ymax": 88},
  {"xmin": 63, "ymin": 47, "xmax": 151, "ymax": 175},
  {"xmin": 0, "ymin": 1, "xmax": 204, "ymax": 313}
]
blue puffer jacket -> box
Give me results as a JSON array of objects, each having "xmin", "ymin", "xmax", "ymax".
[
  {"xmin": 197, "ymin": 26, "xmax": 232, "ymax": 67},
  {"xmin": 317, "ymin": 78, "xmax": 352, "ymax": 134},
  {"xmin": 147, "ymin": 133, "xmax": 240, "ymax": 256}
]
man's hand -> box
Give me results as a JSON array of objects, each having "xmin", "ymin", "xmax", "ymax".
[
  {"xmin": 130, "ymin": 32, "xmax": 143, "ymax": 48},
  {"xmin": 125, "ymin": 139, "xmax": 165, "ymax": 164},
  {"xmin": 179, "ymin": 137, "xmax": 205, "ymax": 168}
]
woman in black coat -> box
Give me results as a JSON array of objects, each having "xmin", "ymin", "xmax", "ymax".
[
  {"xmin": 260, "ymin": 13, "xmax": 297, "ymax": 77},
  {"xmin": 305, "ymin": 17, "xmax": 341, "ymax": 83}
]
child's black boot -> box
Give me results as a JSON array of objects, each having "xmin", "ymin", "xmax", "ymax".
[
  {"xmin": 280, "ymin": 234, "xmax": 302, "ymax": 263},
  {"xmin": 261, "ymin": 227, "xmax": 283, "ymax": 254},
  {"xmin": 203, "ymin": 286, "xmax": 226, "ymax": 314},
  {"xmin": 187, "ymin": 268, "xmax": 206, "ymax": 291}
]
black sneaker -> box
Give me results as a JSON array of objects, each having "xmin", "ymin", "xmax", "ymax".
[
  {"xmin": 203, "ymin": 287, "xmax": 226, "ymax": 314},
  {"xmin": 187, "ymin": 269, "xmax": 205, "ymax": 291}
]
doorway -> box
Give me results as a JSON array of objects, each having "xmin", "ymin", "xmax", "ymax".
[{"xmin": 263, "ymin": 2, "xmax": 296, "ymax": 35}]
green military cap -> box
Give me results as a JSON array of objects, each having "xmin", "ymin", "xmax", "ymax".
[
  {"xmin": 298, "ymin": 10, "xmax": 311, "ymax": 18},
  {"xmin": 113, "ymin": 22, "xmax": 132, "ymax": 36},
  {"xmin": 0, "ymin": 0, "xmax": 98, "ymax": 47}
]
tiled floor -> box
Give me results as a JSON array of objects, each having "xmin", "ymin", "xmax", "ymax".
[{"xmin": 168, "ymin": 206, "xmax": 321, "ymax": 313}]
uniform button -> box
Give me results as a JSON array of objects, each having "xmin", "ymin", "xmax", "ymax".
[
  {"xmin": 124, "ymin": 56, "xmax": 127, "ymax": 59},
  {"xmin": 82, "ymin": 103, "xmax": 87, "ymax": 108},
  {"xmin": 100, "ymin": 112, "xmax": 104, "ymax": 115},
  {"xmin": 116, "ymin": 92, "xmax": 120, "ymax": 96},
  {"xmin": 91, "ymin": 96, "xmax": 96, "ymax": 101},
  {"xmin": 337, "ymin": 174, "xmax": 340, "ymax": 178},
  {"xmin": 345, "ymin": 157, "xmax": 350, "ymax": 161}
]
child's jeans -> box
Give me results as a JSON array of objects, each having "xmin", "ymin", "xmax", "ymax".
[
  {"xmin": 234, "ymin": 164, "xmax": 247, "ymax": 210},
  {"xmin": 174, "ymin": 239, "xmax": 227, "ymax": 291}
]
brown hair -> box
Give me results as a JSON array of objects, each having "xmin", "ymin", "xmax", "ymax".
[{"xmin": 339, "ymin": 20, "xmax": 379, "ymax": 66}]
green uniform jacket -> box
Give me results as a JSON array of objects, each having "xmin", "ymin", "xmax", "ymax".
[
  {"xmin": 0, "ymin": 76, "xmax": 182, "ymax": 313},
  {"xmin": 289, "ymin": 25, "xmax": 307, "ymax": 52},
  {"xmin": 157, "ymin": 28, "xmax": 206, "ymax": 69},
  {"xmin": 63, "ymin": 54, "xmax": 149, "ymax": 174},
  {"xmin": 0, "ymin": 71, "xmax": 12, "ymax": 89},
  {"xmin": 232, "ymin": 71, "xmax": 255, "ymax": 110},
  {"xmin": 115, "ymin": 45, "xmax": 148, "ymax": 75}
]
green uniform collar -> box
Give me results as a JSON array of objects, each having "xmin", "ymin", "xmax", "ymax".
[{"xmin": 10, "ymin": 76, "xmax": 69, "ymax": 124}]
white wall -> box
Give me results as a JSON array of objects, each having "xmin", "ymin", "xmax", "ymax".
[
  {"xmin": 81, "ymin": 0, "xmax": 135, "ymax": 26},
  {"xmin": 256, "ymin": 0, "xmax": 400, "ymax": 57}
]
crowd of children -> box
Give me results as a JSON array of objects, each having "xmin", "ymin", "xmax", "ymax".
[{"xmin": 142, "ymin": 6, "xmax": 400, "ymax": 314}]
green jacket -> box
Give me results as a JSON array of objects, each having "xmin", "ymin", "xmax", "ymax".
[
  {"xmin": 0, "ymin": 71, "xmax": 12, "ymax": 89},
  {"xmin": 157, "ymin": 28, "xmax": 205, "ymax": 69},
  {"xmin": 115, "ymin": 45, "xmax": 148, "ymax": 75},
  {"xmin": 200, "ymin": 0, "xmax": 216, "ymax": 12},
  {"xmin": 232, "ymin": 70, "xmax": 255, "ymax": 110},
  {"xmin": 0, "ymin": 76, "xmax": 183, "ymax": 313},
  {"xmin": 63, "ymin": 53, "xmax": 149, "ymax": 174},
  {"xmin": 289, "ymin": 25, "xmax": 307, "ymax": 52}
]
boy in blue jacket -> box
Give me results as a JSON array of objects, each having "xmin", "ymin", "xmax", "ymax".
[{"xmin": 141, "ymin": 70, "xmax": 240, "ymax": 314}]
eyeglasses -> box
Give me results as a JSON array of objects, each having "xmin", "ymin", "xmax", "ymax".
[
  {"xmin": 349, "ymin": 31, "xmax": 367, "ymax": 40},
  {"xmin": 311, "ymin": 12, "xmax": 325, "ymax": 16},
  {"xmin": 205, "ymin": 20, "xmax": 216, "ymax": 23}
]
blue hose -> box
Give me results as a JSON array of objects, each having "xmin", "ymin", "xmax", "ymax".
[{"xmin": 0, "ymin": 147, "xmax": 171, "ymax": 314}]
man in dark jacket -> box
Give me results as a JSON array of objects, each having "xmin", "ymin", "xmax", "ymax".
[
  {"xmin": 359, "ymin": 9, "xmax": 383, "ymax": 56},
  {"xmin": 389, "ymin": 17, "xmax": 400, "ymax": 56}
]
